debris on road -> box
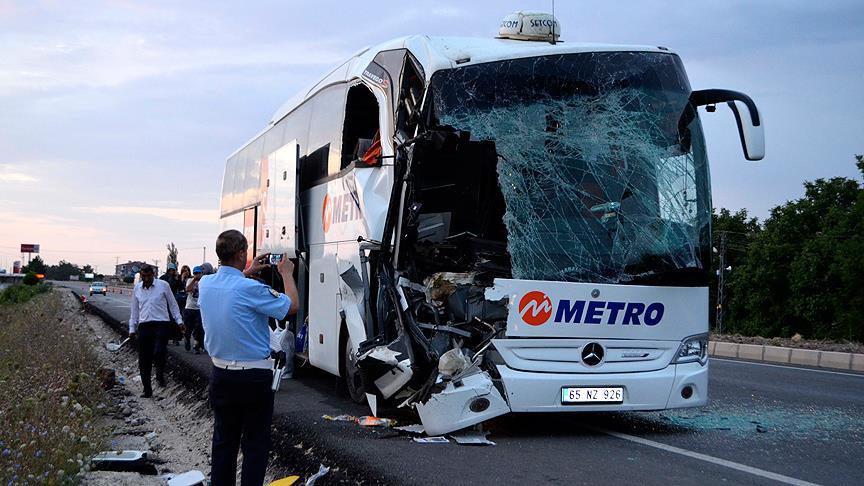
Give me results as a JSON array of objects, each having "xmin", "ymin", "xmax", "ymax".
[
  {"xmin": 357, "ymin": 416, "xmax": 395, "ymax": 427},
  {"xmin": 90, "ymin": 449, "xmax": 156, "ymax": 474},
  {"xmin": 321, "ymin": 414, "xmax": 357, "ymax": 422},
  {"xmin": 105, "ymin": 337, "xmax": 131, "ymax": 352},
  {"xmin": 394, "ymin": 424, "xmax": 426, "ymax": 435},
  {"xmin": 165, "ymin": 469, "xmax": 206, "ymax": 486},
  {"xmin": 450, "ymin": 430, "xmax": 496, "ymax": 446},
  {"xmin": 269, "ymin": 475, "xmax": 301, "ymax": 485},
  {"xmin": 413, "ymin": 436, "xmax": 450, "ymax": 444},
  {"xmin": 304, "ymin": 464, "xmax": 330, "ymax": 486}
]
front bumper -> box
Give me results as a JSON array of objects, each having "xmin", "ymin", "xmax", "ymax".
[{"xmin": 496, "ymin": 360, "xmax": 708, "ymax": 412}]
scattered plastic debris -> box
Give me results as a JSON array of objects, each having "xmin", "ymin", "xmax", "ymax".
[
  {"xmin": 105, "ymin": 337, "xmax": 130, "ymax": 352},
  {"xmin": 394, "ymin": 424, "xmax": 426, "ymax": 435},
  {"xmin": 413, "ymin": 436, "xmax": 449, "ymax": 444},
  {"xmin": 305, "ymin": 464, "xmax": 330, "ymax": 486},
  {"xmin": 166, "ymin": 469, "xmax": 206, "ymax": 486},
  {"xmin": 321, "ymin": 414, "xmax": 357, "ymax": 422},
  {"xmin": 269, "ymin": 475, "xmax": 300, "ymax": 486},
  {"xmin": 92, "ymin": 450, "xmax": 147, "ymax": 463},
  {"xmin": 357, "ymin": 416, "xmax": 395, "ymax": 427},
  {"xmin": 366, "ymin": 393, "xmax": 378, "ymax": 417},
  {"xmin": 450, "ymin": 430, "xmax": 496, "ymax": 446}
]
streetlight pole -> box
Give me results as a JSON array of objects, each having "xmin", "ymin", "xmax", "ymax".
[{"xmin": 715, "ymin": 232, "xmax": 727, "ymax": 334}]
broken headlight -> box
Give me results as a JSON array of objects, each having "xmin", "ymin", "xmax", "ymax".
[{"xmin": 673, "ymin": 334, "xmax": 708, "ymax": 366}]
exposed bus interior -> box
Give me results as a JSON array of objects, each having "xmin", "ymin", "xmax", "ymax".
[
  {"xmin": 341, "ymin": 84, "xmax": 380, "ymax": 169},
  {"xmin": 356, "ymin": 129, "xmax": 515, "ymax": 433}
]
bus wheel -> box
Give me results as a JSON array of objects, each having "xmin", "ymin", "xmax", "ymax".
[{"xmin": 343, "ymin": 334, "xmax": 367, "ymax": 404}]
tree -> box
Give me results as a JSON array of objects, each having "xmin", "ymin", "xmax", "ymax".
[
  {"xmin": 45, "ymin": 260, "xmax": 82, "ymax": 281},
  {"xmin": 710, "ymin": 208, "xmax": 760, "ymax": 330},
  {"xmin": 166, "ymin": 243, "xmax": 179, "ymax": 268},
  {"xmin": 727, "ymin": 155, "xmax": 864, "ymax": 340},
  {"xmin": 22, "ymin": 255, "xmax": 47, "ymax": 275}
]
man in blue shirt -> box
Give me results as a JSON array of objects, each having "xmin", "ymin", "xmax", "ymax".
[{"xmin": 199, "ymin": 230, "xmax": 298, "ymax": 486}]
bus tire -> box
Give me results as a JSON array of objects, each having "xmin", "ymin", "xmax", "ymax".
[{"xmin": 342, "ymin": 332, "xmax": 367, "ymax": 404}]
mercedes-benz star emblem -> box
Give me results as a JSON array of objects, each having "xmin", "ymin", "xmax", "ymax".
[{"xmin": 581, "ymin": 342, "xmax": 604, "ymax": 366}]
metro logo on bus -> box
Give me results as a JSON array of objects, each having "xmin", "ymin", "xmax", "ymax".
[
  {"xmin": 517, "ymin": 291, "xmax": 665, "ymax": 327},
  {"xmin": 518, "ymin": 291, "xmax": 553, "ymax": 326},
  {"xmin": 322, "ymin": 193, "xmax": 332, "ymax": 233},
  {"xmin": 322, "ymin": 191, "xmax": 362, "ymax": 233}
]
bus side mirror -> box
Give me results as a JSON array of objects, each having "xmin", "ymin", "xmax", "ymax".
[{"xmin": 690, "ymin": 89, "xmax": 765, "ymax": 161}]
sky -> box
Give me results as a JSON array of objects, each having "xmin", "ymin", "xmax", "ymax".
[{"xmin": 0, "ymin": 0, "xmax": 862, "ymax": 273}]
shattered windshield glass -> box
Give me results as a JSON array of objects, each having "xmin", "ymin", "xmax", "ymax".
[{"xmin": 429, "ymin": 52, "xmax": 711, "ymax": 284}]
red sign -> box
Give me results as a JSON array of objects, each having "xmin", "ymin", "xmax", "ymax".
[{"xmin": 20, "ymin": 244, "xmax": 40, "ymax": 253}]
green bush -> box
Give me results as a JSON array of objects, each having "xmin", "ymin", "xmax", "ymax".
[
  {"xmin": 0, "ymin": 283, "xmax": 49, "ymax": 306},
  {"xmin": 122, "ymin": 276, "xmax": 134, "ymax": 284},
  {"xmin": 22, "ymin": 272, "xmax": 38, "ymax": 286}
]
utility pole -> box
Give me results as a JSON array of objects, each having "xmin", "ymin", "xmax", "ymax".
[
  {"xmin": 203, "ymin": 246, "xmax": 206, "ymax": 263},
  {"xmin": 715, "ymin": 232, "xmax": 727, "ymax": 334}
]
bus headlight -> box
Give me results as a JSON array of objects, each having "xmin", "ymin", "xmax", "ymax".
[{"xmin": 673, "ymin": 334, "xmax": 708, "ymax": 366}]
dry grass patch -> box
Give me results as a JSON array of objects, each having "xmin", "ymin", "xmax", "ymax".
[{"xmin": 0, "ymin": 291, "xmax": 108, "ymax": 484}]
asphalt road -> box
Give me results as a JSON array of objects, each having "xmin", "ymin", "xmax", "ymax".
[{"xmin": 57, "ymin": 281, "xmax": 864, "ymax": 485}]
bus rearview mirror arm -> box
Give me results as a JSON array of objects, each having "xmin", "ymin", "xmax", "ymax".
[{"xmin": 689, "ymin": 89, "xmax": 765, "ymax": 161}]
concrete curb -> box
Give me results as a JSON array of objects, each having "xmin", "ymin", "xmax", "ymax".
[{"xmin": 709, "ymin": 340, "xmax": 864, "ymax": 372}]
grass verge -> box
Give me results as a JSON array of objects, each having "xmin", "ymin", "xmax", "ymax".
[{"xmin": 0, "ymin": 291, "xmax": 108, "ymax": 484}]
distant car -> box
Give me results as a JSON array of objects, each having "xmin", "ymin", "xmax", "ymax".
[{"xmin": 89, "ymin": 281, "xmax": 107, "ymax": 296}]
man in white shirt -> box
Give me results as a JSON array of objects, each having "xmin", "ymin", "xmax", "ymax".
[{"xmin": 129, "ymin": 265, "xmax": 184, "ymax": 398}]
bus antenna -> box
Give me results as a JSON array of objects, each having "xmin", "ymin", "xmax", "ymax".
[{"xmin": 550, "ymin": 0, "xmax": 557, "ymax": 45}]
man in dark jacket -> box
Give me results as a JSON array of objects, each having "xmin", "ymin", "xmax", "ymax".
[{"xmin": 160, "ymin": 263, "xmax": 183, "ymax": 344}]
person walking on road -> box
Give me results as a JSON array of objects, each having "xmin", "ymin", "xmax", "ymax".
[
  {"xmin": 161, "ymin": 263, "xmax": 184, "ymax": 345},
  {"xmin": 183, "ymin": 265, "xmax": 205, "ymax": 353},
  {"xmin": 199, "ymin": 230, "xmax": 298, "ymax": 486},
  {"xmin": 129, "ymin": 265, "xmax": 184, "ymax": 398},
  {"xmin": 178, "ymin": 265, "xmax": 191, "ymax": 308}
]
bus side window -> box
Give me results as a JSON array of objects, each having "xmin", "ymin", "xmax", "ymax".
[
  {"xmin": 298, "ymin": 144, "xmax": 330, "ymax": 193},
  {"xmin": 341, "ymin": 84, "xmax": 380, "ymax": 169}
]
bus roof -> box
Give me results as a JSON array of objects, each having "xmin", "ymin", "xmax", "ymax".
[{"xmin": 267, "ymin": 35, "xmax": 671, "ymax": 127}]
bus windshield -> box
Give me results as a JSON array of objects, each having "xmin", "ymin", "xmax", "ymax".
[{"xmin": 428, "ymin": 51, "xmax": 712, "ymax": 285}]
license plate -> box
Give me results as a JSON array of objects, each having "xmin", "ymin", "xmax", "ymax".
[{"xmin": 561, "ymin": 387, "xmax": 624, "ymax": 404}]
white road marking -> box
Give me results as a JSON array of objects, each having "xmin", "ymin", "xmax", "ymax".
[
  {"xmin": 712, "ymin": 357, "xmax": 864, "ymax": 378},
  {"xmin": 596, "ymin": 428, "xmax": 820, "ymax": 486}
]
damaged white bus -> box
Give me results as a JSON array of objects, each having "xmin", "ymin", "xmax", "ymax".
[{"xmin": 219, "ymin": 12, "xmax": 764, "ymax": 435}]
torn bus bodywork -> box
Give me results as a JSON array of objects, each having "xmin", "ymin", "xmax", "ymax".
[{"xmin": 352, "ymin": 49, "xmax": 756, "ymax": 435}]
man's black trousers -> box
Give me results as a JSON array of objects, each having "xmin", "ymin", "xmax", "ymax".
[
  {"xmin": 209, "ymin": 366, "xmax": 274, "ymax": 486},
  {"xmin": 136, "ymin": 321, "xmax": 171, "ymax": 396}
]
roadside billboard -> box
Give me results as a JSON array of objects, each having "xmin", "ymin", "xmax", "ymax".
[{"xmin": 20, "ymin": 244, "xmax": 40, "ymax": 253}]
